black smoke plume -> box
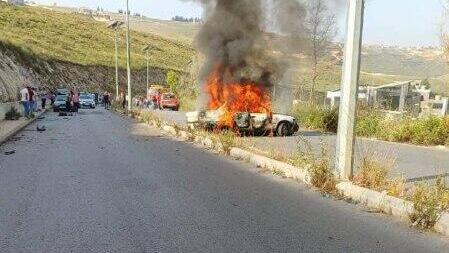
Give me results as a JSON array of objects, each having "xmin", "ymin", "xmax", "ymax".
[{"xmin": 183, "ymin": 0, "xmax": 307, "ymax": 105}]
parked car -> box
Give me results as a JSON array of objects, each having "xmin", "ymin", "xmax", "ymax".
[
  {"xmin": 79, "ymin": 94, "xmax": 96, "ymax": 109},
  {"xmin": 160, "ymin": 93, "xmax": 179, "ymax": 111},
  {"xmin": 186, "ymin": 109, "xmax": 299, "ymax": 136},
  {"xmin": 56, "ymin": 89, "xmax": 69, "ymax": 96},
  {"xmin": 53, "ymin": 95, "xmax": 68, "ymax": 112}
]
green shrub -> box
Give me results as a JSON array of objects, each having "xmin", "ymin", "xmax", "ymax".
[
  {"xmin": 5, "ymin": 106, "xmax": 21, "ymax": 120},
  {"xmin": 291, "ymin": 103, "xmax": 338, "ymax": 133},
  {"xmin": 356, "ymin": 109, "xmax": 381, "ymax": 137},
  {"xmin": 385, "ymin": 117, "xmax": 449, "ymax": 146}
]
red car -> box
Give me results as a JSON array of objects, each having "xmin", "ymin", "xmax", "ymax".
[{"xmin": 160, "ymin": 93, "xmax": 179, "ymax": 111}]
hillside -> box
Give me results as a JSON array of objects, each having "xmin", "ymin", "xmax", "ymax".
[{"xmin": 0, "ymin": 3, "xmax": 195, "ymax": 102}]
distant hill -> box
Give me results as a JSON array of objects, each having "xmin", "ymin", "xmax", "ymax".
[
  {"xmin": 360, "ymin": 45, "xmax": 448, "ymax": 78},
  {"xmin": 0, "ymin": 3, "xmax": 195, "ymax": 102}
]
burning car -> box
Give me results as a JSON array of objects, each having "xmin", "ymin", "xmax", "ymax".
[{"xmin": 186, "ymin": 108, "xmax": 299, "ymax": 137}]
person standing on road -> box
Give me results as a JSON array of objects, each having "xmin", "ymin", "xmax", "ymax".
[
  {"xmin": 66, "ymin": 90, "xmax": 73, "ymax": 113},
  {"xmin": 27, "ymin": 86, "xmax": 35, "ymax": 116},
  {"xmin": 41, "ymin": 91, "xmax": 48, "ymax": 109},
  {"xmin": 20, "ymin": 86, "xmax": 30, "ymax": 118},
  {"xmin": 121, "ymin": 91, "xmax": 126, "ymax": 109},
  {"xmin": 103, "ymin": 92, "xmax": 110, "ymax": 110},
  {"xmin": 50, "ymin": 92, "xmax": 55, "ymax": 106},
  {"xmin": 72, "ymin": 91, "xmax": 80, "ymax": 112}
]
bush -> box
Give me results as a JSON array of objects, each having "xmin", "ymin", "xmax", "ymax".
[
  {"xmin": 357, "ymin": 114, "xmax": 449, "ymax": 147},
  {"xmin": 353, "ymin": 156, "xmax": 390, "ymax": 191},
  {"xmin": 307, "ymin": 145, "xmax": 337, "ymax": 194},
  {"xmin": 353, "ymin": 155, "xmax": 406, "ymax": 197},
  {"xmin": 5, "ymin": 106, "xmax": 21, "ymax": 120},
  {"xmin": 214, "ymin": 130, "xmax": 236, "ymax": 155},
  {"xmin": 386, "ymin": 117, "xmax": 449, "ymax": 146},
  {"xmin": 409, "ymin": 178, "xmax": 449, "ymax": 230},
  {"xmin": 291, "ymin": 103, "xmax": 338, "ymax": 133},
  {"xmin": 356, "ymin": 109, "xmax": 381, "ymax": 137}
]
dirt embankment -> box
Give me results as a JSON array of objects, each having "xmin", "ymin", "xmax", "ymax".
[{"xmin": 0, "ymin": 42, "xmax": 168, "ymax": 102}]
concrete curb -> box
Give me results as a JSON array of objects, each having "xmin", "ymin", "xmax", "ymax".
[
  {"xmin": 229, "ymin": 147, "xmax": 311, "ymax": 184},
  {"xmin": 126, "ymin": 109, "xmax": 449, "ymax": 238},
  {"xmin": 435, "ymin": 213, "xmax": 449, "ymax": 237},
  {"xmin": 0, "ymin": 110, "xmax": 47, "ymax": 145},
  {"xmin": 336, "ymin": 181, "xmax": 413, "ymax": 221}
]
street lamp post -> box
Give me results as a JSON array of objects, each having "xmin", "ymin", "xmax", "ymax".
[
  {"xmin": 125, "ymin": 0, "xmax": 132, "ymax": 110},
  {"xmin": 142, "ymin": 45, "xmax": 162, "ymax": 98},
  {"xmin": 146, "ymin": 49, "xmax": 149, "ymax": 96},
  {"xmin": 335, "ymin": 0, "xmax": 365, "ymax": 180},
  {"xmin": 107, "ymin": 21, "xmax": 124, "ymax": 99}
]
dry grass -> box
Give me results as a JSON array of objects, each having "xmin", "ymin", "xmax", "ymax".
[
  {"xmin": 353, "ymin": 154, "xmax": 406, "ymax": 198},
  {"xmin": 213, "ymin": 130, "xmax": 237, "ymax": 155},
  {"xmin": 306, "ymin": 142, "xmax": 337, "ymax": 194},
  {"xmin": 353, "ymin": 156, "xmax": 392, "ymax": 191},
  {"xmin": 387, "ymin": 176, "xmax": 407, "ymax": 198},
  {"xmin": 408, "ymin": 178, "xmax": 449, "ymax": 230}
]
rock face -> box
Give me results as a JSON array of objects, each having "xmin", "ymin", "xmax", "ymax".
[{"xmin": 0, "ymin": 43, "xmax": 168, "ymax": 102}]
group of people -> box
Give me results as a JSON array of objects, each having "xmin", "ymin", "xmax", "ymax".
[{"xmin": 20, "ymin": 85, "xmax": 54, "ymax": 119}]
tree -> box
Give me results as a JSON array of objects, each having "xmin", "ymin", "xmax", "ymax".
[
  {"xmin": 421, "ymin": 78, "xmax": 431, "ymax": 89},
  {"xmin": 305, "ymin": 0, "xmax": 337, "ymax": 103},
  {"xmin": 166, "ymin": 70, "xmax": 180, "ymax": 94}
]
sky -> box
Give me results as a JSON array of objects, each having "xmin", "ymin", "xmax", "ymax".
[{"xmin": 33, "ymin": 0, "xmax": 445, "ymax": 47}]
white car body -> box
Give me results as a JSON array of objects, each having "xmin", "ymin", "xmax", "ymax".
[{"xmin": 186, "ymin": 109, "xmax": 299, "ymax": 136}]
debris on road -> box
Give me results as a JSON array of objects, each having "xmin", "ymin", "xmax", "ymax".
[
  {"xmin": 4, "ymin": 150, "xmax": 16, "ymax": 155},
  {"xmin": 36, "ymin": 125, "xmax": 46, "ymax": 132}
]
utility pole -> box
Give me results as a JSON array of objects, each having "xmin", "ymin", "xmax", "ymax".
[
  {"xmin": 146, "ymin": 49, "xmax": 149, "ymax": 96},
  {"xmin": 107, "ymin": 21, "xmax": 124, "ymax": 99},
  {"xmin": 335, "ymin": 0, "xmax": 365, "ymax": 180},
  {"xmin": 114, "ymin": 29, "xmax": 120, "ymax": 98},
  {"xmin": 125, "ymin": 0, "xmax": 132, "ymax": 110}
]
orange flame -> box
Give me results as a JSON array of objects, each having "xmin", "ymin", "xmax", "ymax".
[{"xmin": 205, "ymin": 65, "xmax": 272, "ymax": 128}]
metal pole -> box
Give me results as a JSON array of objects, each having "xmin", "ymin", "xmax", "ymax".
[
  {"xmin": 114, "ymin": 29, "xmax": 119, "ymax": 99},
  {"xmin": 335, "ymin": 0, "xmax": 365, "ymax": 180},
  {"xmin": 146, "ymin": 49, "xmax": 149, "ymax": 97},
  {"xmin": 125, "ymin": 0, "xmax": 132, "ymax": 110}
]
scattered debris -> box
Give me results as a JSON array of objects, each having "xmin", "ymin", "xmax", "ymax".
[
  {"xmin": 4, "ymin": 150, "xmax": 16, "ymax": 155},
  {"xmin": 36, "ymin": 125, "xmax": 46, "ymax": 132}
]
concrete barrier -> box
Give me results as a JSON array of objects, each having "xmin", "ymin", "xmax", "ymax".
[{"xmin": 0, "ymin": 102, "xmax": 23, "ymax": 120}]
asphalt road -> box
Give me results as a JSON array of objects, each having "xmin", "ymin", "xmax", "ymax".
[
  {"xmin": 152, "ymin": 109, "xmax": 449, "ymax": 182},
  {"xmin": 1, "ymin": 108, "xmax": 449, "ymax": 252}
]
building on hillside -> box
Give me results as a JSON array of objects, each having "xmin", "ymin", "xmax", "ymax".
[
  {"xmin": 326, "ymin": 87, "xmax": 370, "ymax": 108},
  {"xmin": 420, "ymin": 95, "xmax": 449, "ymax": 117},
  {"xmin": 2, "ymin": 0, "xmax": 25, "ymax": 5},
  {"xmin": 78, "ymin": 7, "xmax": 93, "ymax": 16},
  {"xmin": 326, "ymin": 80, "xmax": 437, "ymax": 117}
]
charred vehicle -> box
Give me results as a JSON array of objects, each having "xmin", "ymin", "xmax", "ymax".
[{"xmin": 186, "ymin": 109, "xmax": 299, "ymax": 137}]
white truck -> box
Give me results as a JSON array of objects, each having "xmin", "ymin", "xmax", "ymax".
[{"xmin": 186, "ymin": 108, "xmax": 299, "ymax": 136}]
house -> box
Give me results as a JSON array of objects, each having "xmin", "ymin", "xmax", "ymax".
[
  {"xmin": 2, "ymin": 0, "xmax": 25, "ymax": 5},
  {"xmin": 326, "ymin": 86, "xmax": 370, "ymax": 108},
  {"xmin": 420, "ymin": 95, "xmax": 449, "ymax": 117},
  {"xmin": 326, "ymin": 80, "xmax": 434, "ymax": 117}
]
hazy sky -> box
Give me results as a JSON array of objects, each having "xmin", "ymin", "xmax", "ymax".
[{"xmin": 33, "ymin": 0, "xmax": 445, "ymax": 47}]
